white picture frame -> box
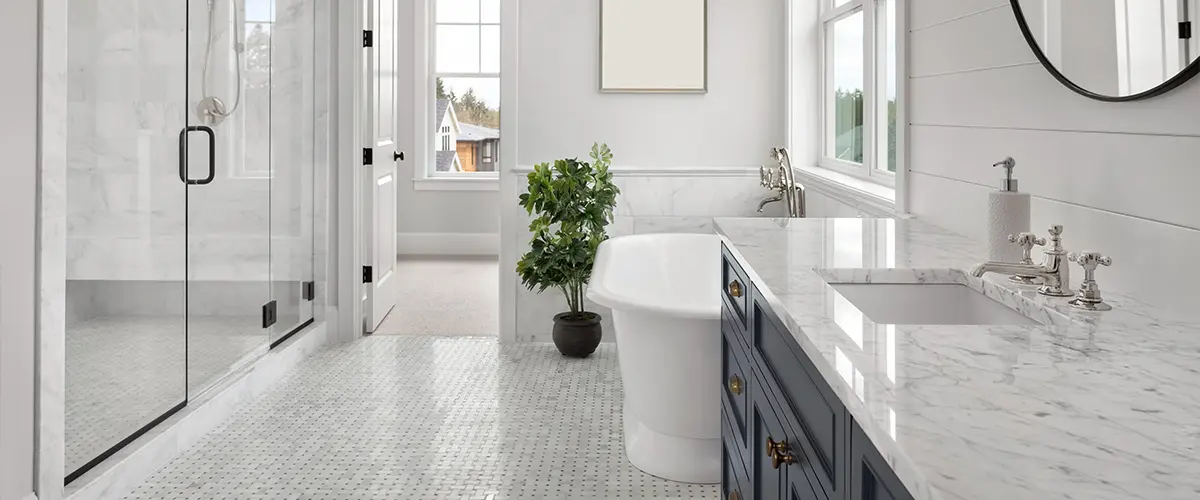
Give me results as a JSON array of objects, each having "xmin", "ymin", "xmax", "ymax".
[{"xmin": 599, "ymin": 0, "xmax": 708, "ymax": 93}]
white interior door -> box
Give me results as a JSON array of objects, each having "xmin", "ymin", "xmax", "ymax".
[{"xmin": 363, "ymin": 0, "xmax": 400, "ymax": 332}]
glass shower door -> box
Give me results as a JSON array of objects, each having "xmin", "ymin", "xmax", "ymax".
[
  {"xmin": 63, "ymin": 1, "xmax": 189, "ymax": 483},
  {"xmin": 184, "ymin": 0, "xmax": 272, "ymax": 399}
]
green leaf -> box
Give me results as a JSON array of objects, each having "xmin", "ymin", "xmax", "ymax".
[{"xmin": 516, "ymin": 144, "xmax": 620, "ymax": 313}]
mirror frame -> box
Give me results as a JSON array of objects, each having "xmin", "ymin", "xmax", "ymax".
[{"xmin": 1010, "ymin": 0, "xmax": 1200, "ymax": 102}]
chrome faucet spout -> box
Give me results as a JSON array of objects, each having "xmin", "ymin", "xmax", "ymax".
[
  {"xmin": 757, "ymin": 195, "xmax": 783, "ymax": 213},
  {"xmin": 970, "ymin": 261, "xmax": 1043, "ymax": 279},
  {"xmin": 970, "ymin": 225, "xmax": 1072, "ymax": 298}
]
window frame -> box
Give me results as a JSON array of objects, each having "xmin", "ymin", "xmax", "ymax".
[
  {"xmin": 818, "ymin": 0, "xmax": 899, "ymax": 188},
  {"xmin": 427, "ymin": 0, "xmax": 500, "ymax": 180}
]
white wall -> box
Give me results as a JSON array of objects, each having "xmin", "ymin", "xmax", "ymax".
[
  {"xmin": 907, "ymin": 0, "xmax": 1200, "ymax": 318},
  {"xmin": 0, "ymin": 2, "xmax": 39, "ymax": 499},
  {"xmin": 506, "ymin": 0, "xmax": 788, "ymax": 341},
  {"xmin": 395, "ymin": 0, "xmax": 500, "ymax": 251},
  {"xmin": 517, "ymin": 0, "xmax": 784, "ymax": 167}
]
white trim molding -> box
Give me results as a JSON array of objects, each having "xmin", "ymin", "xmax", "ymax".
[
  {"xmin": 412, "ymin": 176, "xmax": 500, "ymax": 191},
  {"xmin": 510, "ymin": 165, "xmax": 762, "ymax": 177},
  {"xmin": 498, "ymin": 0, "xmax": 520, "ymax": 343},
  {"xmin": 796, "ymin": 166, "xmax": 903, "ymax": 218},
  {"xmin": 398, "ymin": 233, "xmax": 501, "ymax": 256}
]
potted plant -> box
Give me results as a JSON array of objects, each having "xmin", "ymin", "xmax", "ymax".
[{"xmin": 517, "ymin": 143, "xmax": 620, "ymax": 358}]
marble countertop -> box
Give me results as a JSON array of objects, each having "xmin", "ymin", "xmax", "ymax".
[{"xmin": 713, "ymin": 217, "xmax": 1200, "ymax": 500}]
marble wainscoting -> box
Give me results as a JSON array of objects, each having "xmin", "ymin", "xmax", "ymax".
[{"xmin": 512, "ymin": 168, "xmax": 785, "ymax": 343}]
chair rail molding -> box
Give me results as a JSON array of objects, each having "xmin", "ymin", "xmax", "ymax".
[{"xmin": 510, "ymin": 165, "xmax": 762, "ymax": 177}]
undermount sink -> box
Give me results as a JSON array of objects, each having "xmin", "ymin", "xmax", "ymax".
[{"xmin": 828, "ymin": 283, "xmax": 1040, "ymax": 326}]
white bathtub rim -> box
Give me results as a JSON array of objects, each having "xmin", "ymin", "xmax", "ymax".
[{"xmin": 587, "ymin": 234, "xmax": 721, "ymax": 321}]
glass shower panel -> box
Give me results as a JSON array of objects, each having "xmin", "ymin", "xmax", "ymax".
[
  {"xmin": 270, "ymin": 0, "xmax": 317, "ymax": 344},
  {"xmin": 185, "ymin": 0, "xmax": 272, "ymax": 398},
  {"xmin": 64, "ymin": 0, "xmax": 188, "ymax": 482}
]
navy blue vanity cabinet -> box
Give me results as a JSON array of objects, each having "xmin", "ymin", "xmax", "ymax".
[
  {"xmin": 719, "ymin": 248, "xmax": 915, "ymax": 500},
  {"xmin": 751, "ymin": 288, "xmax": 846, "ymax": 500},
  {"xmin": 849, "ymin": 420, "xmax": 915, "ymax": 500}
]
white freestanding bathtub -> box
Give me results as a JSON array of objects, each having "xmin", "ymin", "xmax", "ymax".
[{"xmin": 588, "ymin": 233, "xmax": 721, "ymax": 484}]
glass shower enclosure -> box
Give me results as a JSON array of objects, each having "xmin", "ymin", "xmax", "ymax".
[{"xmin": 64, "ymin": 0, "xmax": 323, "ymax": 483}]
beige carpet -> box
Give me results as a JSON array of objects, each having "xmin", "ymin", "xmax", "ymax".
[{"xmin": 372, "ymin": 256, "xmax": 500, "ymax": 337}]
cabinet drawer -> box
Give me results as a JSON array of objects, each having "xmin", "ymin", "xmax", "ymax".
[
  {"xmin": 723, "ymin": 410, "xmax": 751, "ymax": 500},
  {"xmin": 723, "ymin": 302, "xmax": 750, "ymax": 355},
  {"xmin": 721, "ymin": 244, "xmax": 750, "ymax": 330},
  {"xmin": 722, "ymin": 329, "xmax": 751, "ymax": 448},
  {"xmin": 752, "ymin": 294, "xmax": 845, "ymax": 498}
]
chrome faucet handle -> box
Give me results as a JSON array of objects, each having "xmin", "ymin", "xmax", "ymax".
[
  {"xmin": 1006, "ymin": 232, "xmax": 1046, "ymax": 285},
  {"xmin": 759, "ymin": 166, "xmax": 773, "ymax": 187},
  {"xmin": 1043, "ymin": 225, "xmax": 1066, "ymax": 255},
  {"xmin": 1067, "ymin": 252, "xmax": 1113, "ymax": 311},
  {"xmin": 1007, "ymin": 233, "xmax": 1046, "ymax": 264}
]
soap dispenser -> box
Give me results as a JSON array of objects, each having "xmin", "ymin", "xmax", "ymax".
[{"xmin": 987, "ymin": 157, "xmax": 1031, "ymax": 263}]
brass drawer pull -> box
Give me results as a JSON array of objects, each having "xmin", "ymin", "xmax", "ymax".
[
  {"xmin": 728, "ymin": 374, "xmax": 743, "ymax": 395},
  {"xmin": 766, "ymin": 437, "xmax": 798, "ymax": 469},
  {"xmin": 727, "ymin": 280, "xmax": 743, "ymax": 298}
]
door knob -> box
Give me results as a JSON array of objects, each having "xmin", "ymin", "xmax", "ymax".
[{"xmin": 394, "ymin": 151, "xmax": 405, "ymax": 161}]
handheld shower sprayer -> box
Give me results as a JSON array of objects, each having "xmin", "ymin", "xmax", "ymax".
[{"xmin": 197, "ymin": 0, "xmax": 244, "ymax": 126}]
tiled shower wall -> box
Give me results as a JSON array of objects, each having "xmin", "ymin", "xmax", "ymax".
[{"xmin": 66, "ymin": 0, "xmax": 322, "ymax": 320}]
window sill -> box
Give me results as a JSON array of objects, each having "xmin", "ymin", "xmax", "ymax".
[
  {"xmin": 795, "ymin": 166, "xmax": 900, "ymax": 217},
  {"xmin": 413, "ymin": 176, "xmax": 499, "ymax": 192}
]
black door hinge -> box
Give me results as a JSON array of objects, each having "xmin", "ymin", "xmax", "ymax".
[
  {"xmin": 363, "ymin": 266, "xmax": 373, "ymax": 284},
  {"xmin": 262, "ymin": 300, "xmax": 278, "ymax": 329},
  {"xmin": 302, "ymin": 281, "xmax": 315, "ymax": 301},
  {"xmin": 363, "ymin": 29, "xmax": 374, "ymax": 47},
  {"xmin": 363, "ymin": 148, "xmax": 373, "ymax": 166},
  {"xmin": 1181, "ymin": 21, "xmax": 1193, "ymax": 40}
]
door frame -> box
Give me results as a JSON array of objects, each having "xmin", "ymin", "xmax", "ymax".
[
  {"xmin": 338, "ymin": 0, "xmax": 521, "ymax": 341},
  {"xmin": 335, "ymin": 0, "xmax": 369, "ymax": 342}
]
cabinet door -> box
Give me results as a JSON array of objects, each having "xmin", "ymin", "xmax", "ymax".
[
  {"xmin": 849, "ymin": 420, "xmax": 914, "ymax": 500},
  {"xmin": 752, "ymin": 375, "xmax": 825, "ymax": 500},
  {"xmin": 751, "ymin": 378, "xmax": 787, "ymax": 500}
]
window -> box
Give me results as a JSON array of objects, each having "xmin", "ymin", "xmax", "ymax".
[
  {"xmin": 229, "ymin": 0, "xmax": 275, "ymax": 179},
  {"xmin": 821, "ymin": 0, "xmax": 898, "ymax": 182},
  {"xmin": 430, "ymin": 0, "xmax": 500, "ymax": 176}
]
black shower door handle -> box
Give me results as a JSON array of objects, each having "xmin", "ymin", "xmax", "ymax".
[{"xmin": 178, "ymin": 125, "xmax": 216, "ymax": 185}]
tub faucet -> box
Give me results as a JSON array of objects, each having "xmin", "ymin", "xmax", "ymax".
[
  {"xmin": 757, "ymin": 194, "xmax": 783, "ymax": 212},
  {"xmin": 758, "ymin": 147, "xmax": 806, "ymax": 218},
  {"xmin": 970, "ymin": 224, "xmax": 1072, "ymax": 297}
]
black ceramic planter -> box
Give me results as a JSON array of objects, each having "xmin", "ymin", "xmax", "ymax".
[{"xmin": 552, "ymin": 312, "xmax": 603, "ymax": 358}]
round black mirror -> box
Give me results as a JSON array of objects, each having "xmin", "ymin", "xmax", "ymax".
[{"xmin": 1010, "ymin": 0, "xmax": 1200, "ymax": 101}]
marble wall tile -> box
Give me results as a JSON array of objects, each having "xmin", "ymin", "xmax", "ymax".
[{"xmin": 66, "ymin": 0, "xmax": 322, "ymax": 285}]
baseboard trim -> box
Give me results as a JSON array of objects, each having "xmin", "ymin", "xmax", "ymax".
[{"xmin": 397, "ymin": 233, "xmax": 500, "ymax": 256}]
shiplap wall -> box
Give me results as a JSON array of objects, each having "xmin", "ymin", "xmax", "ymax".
[{"xmin": 907, "ymin": 0, "xmax": 1200, "ymax": 318}]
